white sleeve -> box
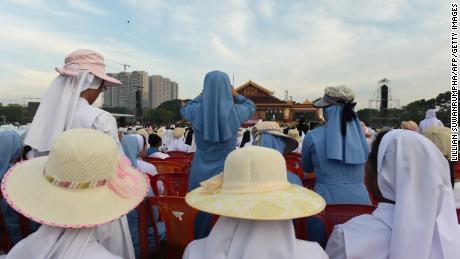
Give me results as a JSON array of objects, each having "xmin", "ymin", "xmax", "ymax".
[
  {"xmin": 92, "ymin": 112, "xmax": 122, "ymax": 153},
  {"xmin": 326, "ymin": 225, "xmax": 347, "ymax": 259}
]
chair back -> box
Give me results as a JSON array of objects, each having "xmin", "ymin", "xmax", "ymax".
[
  {"xmin": 285, "ymin": 157, "xmax": 301, "ymax": 168},
  {"xmin": 148, "ymin": 196, "xmax": 199, "ymax": 259},
  {"xmin": 320, "ymin": 204, "xmax": 376, "ymax": 238},
  {"xmin": 167, "ymin": 151, "xmax": 188, "ymax": 158},
  {"xmin": 143, "ymin": 157, "xmax": 165, "ymax": 163},
  {"xmin": 287, "ymin": 165, "xmax": 305, "ymax": 180},
  {"xmin": 147, "ymin": 161, "xmax": 187, "ymax": 174},
  {"xmin": 136, "ymin": 200, "xmax": 161, "ymax": 259},
  {"xmin": 285, "ymin": 152, "xmax": 301, "ymax": 160},
  {"xmin": 165, "ymin": 157, "xmax": 192, "ymax": 169},
  {"xmin": 302, "ymin": 173, "xmax": 316, "ymax": 190},
  {"xmin": 455, "ymin": 161, "xmax": 460, "ymax": 180},
  {"xmin": 0, "ymin": 190, "xmax": 13, "ymax": 253},
  {"xmin": 149, "ymin": 173, "xmax": 189, "ymax": 197}
]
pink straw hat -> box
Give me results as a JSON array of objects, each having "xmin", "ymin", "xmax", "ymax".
[{"xmin": 55, "ymin": 49, "xmax": 121, "ymax": 86}]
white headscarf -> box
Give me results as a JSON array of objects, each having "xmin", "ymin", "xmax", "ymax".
[
  {"xmin": 162, "ymin": 129, "xmax": 174, "ymax": 148},
  {"xmin": 25, "ymin": 65, "xmax": 100, "ymax": 152},
  {"xmin": 133, "ymin": 134, "xmax": 145, "ymax": 154},
  {"xmin": 419, "ymin": 109, "xmax": 444, "ymax": 131},
  {"xmin": 377, "ymin": 129, "xmax": 460, "ymax": 259},
  {"xmin": 183, "ymin": 217, "xmax": 327, "ymax": 259},
  {"xmin": 5, "ymin": 225, "xmax": 120, "ymax": 259}
]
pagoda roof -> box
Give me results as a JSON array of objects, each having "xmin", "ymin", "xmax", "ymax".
[{"xmin": 235, "ymin": 80, "xmax": 275, "ymax": 95}]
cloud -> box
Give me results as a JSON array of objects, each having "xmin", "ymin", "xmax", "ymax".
[
  {"xmin": 209, "ymin": 33, "xmax": 238, "ymax": 61},
  {"xmin": 258, "ymin": 0, "xmax": 274, "ymax": 18},
  {"xmin": 0, "ymin": 0, "xmax": 450, "ymax": 111},
  {"xmin": 68, "ymin": 0, "xmax": 108, "ymax": 15}
]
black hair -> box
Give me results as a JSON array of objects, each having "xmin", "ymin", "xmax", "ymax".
[
  {"xmin": 22, "ymin": 145, "xmax": 31, "ymax": 161},
  {"xmin": 185, "ymin": 128, "xmax": 194, "ymax": 146},
  {"xmin": 368, "ymin": 130, "xmax": 391, "ymax": 172},
  {"xmin": 148, "ymin": 134, "xmax": 162, "ymax": 147},
  {"xmin": 240, "ymin": 130, "xmax": 251, "ymax": 148}
]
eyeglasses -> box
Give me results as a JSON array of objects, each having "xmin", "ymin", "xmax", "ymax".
[{"xmin": 100, "ymin": 80, "xmax": 107, "ymax": 92}]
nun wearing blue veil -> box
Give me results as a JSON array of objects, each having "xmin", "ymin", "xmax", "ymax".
[
  {"xmin": 181, "ymin": 71, "xmax": 255, "ymax": 238},
  {"xmin": 0, "ymin": 131, "xmax": 26, "ymax": 244},
  {"xmin": 301, "ymin": 86, "xmax": 370, "ymax": 205},
  {"xmin": 181, "ymin": 71, "xmax": 255, "ymax": 191},
  {"xmin": 120, "ymin": 134, "xmax": 165, "ymax": 258},
  {"xmin": 251, "ymin": 121, "xmax": 303, "ymax": 186}
]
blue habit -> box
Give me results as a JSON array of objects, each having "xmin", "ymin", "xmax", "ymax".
[
  {"xmin": 301, "ymin": 105, "xmax": 370, "ymax": 205},
  {"xmin": 181, "ymin": 71, "xmax": 255, "ymax": 191}
]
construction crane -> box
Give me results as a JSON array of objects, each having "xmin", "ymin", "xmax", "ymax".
[{"xmin": 106, "ymin": 59, "xmax": 131, "ymax": 72}]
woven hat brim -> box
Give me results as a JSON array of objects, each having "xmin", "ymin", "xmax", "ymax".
[
  {"xmin": 185, "ymin": 184, "xmax": 325, "ymax": 220},
  {"xmin": 1, "ymin": 157, "xmax": 148, "ymax": 228},
  {"xmin": 262, "ymin": 131, "xmax": 299, "ymax": 154},
  {"xmin": 313, "ymin": 97, "xmax": 333, "ymax": 108}
]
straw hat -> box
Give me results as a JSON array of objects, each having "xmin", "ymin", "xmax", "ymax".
[
  {"xmin": 186, "ymin": 146, "xmax": 325, "ymax": 220},
  {"xmin": 422, "ymin": 126, "xmax": 451, "ymax": 160},
  {"xmin": 251, "ymin": 121, "xmax": 298, "ymax": 154},
  {"xmin": 313, "ymin": 86, "xmax": 355, "ymax": 108},
  {"xmin": 173, "ymin": 127, "xmax": 185, "ymax": 139},
  {"xmin": 1, "ymin": 128, "xmax": 148, "ymax": 228},
  {"xmin": 287, "ymin": 129, "xmax": 301, "ymax": 143},
  {"xmin": 400, "ymin": 121, "xmax": 419, "ymax": 131},
  {"xmin": 55, "ymin": 49, "xmax": 121, "ymax": 86}
]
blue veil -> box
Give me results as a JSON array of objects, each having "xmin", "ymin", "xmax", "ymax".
[
  {"xmin": 311, "ymin": 105, "xmax": 367, "ymax": 165},
  {"xmin": 0, "ymin": 131, "xmax": 22, "ymax": 177},
  {"xmin": 188, "ymin": 71, "xmax": 241, "ymax": 143},
  {"xmin": 121, "ymin": 135, "xmax": 140, "ymax": 167}
]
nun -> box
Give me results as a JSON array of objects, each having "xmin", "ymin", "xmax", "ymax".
[
  {"xmin": 180, "ymin": 70, "xmax": 255, "ymax": 191},
  {"xmin": 22, "ymin": 49, "xmax": 135, "ymax": 258},
  {"xmin": 326, "ymin": 129, "xmax": 460, "ymax": 259},
  {"xmin": 302, "ymin": 86, "xmax": 370, "ymax": 205},
  {"xmin": 419, "ymin": 109, "xmax": 444, "ymax": 131},
  {"xmin": 181, "ymin": 70, "xmax": 255, "ymax": 238}
]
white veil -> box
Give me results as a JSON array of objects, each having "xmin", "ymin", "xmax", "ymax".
[{"xmin": 24, "ymin": 65, "xmax": 98, "ymax": 152}]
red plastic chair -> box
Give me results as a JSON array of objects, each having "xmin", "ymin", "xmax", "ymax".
[
  {"xmin": 167, "ymin": 151, "xmax": 188, "ymax": 158},
  {"xmin": 143, "ymin": 157, "xmax": 166, "ymax": 163},
  {"xmin": 457, "ymin": 208, "xmax": 460, "ymax": 224},
  {"xmin": 285, "ymin": 152, "xmax": 301, "ymax": 160},
  {"xmin": 455, "ymin": 162, "xmax": 460, "ymax": 180},
  {"xmin": 287, "ymin": 165, "xmax": 305, "ymax": 180},
  {"xmin": 320, "ymin": 204, "xmax": 376, "ymax": 239},
  {"xmin": 165, "ymin": 157, "xmax": 192, "ymax": 169},
  {"xmin": 147, "ymin": 196, "xmax": 199, "ymax": 259},
  {"xmin": 285, "ymin": 157, "xmax": 301, "ymax": 169},
  {"xmin": 136, "ymin": 200, "xmax": 161, "ymax": 259},
  {"xmin": 302, "ymin": 173, "xmax": 316, "ymax": 190},
  {"xmin": 0, "ymin": 191, "xmax": 13, "ymax": 253},
  {"xmin": 148, "ymin": 173, "xmax": 189, "ymax": 197},
  {"xmin": 146, "ymin": 161, "xmax": 187, "ymax": 174}
]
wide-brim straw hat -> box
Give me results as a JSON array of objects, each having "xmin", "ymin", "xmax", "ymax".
[
  {"xmin": 251, "ymin": 121, "xmax": 299, "ymax": 154},
  {"xmin": 1, "ymin": 128, "xmax": 148, "ymax": 228},
  {"xmin": 173, "ymin": 127, "xmax": 186, "ymax": 139},
  {"xmin": 55, "ymin": 49, "xmax": 121, "ymax": 87},
  {"xmin": 313, "ymin": 86, "xmax": 355, "ymax": 108},
  {"xmin": 186, "ymin": 146, "xmax": 325, "ymax": 220}
]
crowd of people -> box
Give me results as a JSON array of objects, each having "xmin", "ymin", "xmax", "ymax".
[{"xmin": 0, "ymin": 49, "xmax": 459, "ymax": 259}]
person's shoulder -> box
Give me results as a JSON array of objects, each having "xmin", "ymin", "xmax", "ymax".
[{"xmin": 298, "ymin": 240, "xmax": 329, "ymax": 258}]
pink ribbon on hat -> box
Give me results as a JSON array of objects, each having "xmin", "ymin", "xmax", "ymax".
[{"xmin": 108, "ymin": 156, "xmax": 143, "ymax": 198}]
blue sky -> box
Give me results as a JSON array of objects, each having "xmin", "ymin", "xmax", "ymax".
[{"xmin": 0, "ymin": 0, "xmax": 450, "ymax": 109}]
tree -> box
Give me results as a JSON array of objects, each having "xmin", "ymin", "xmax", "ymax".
[{"xmin": 0, "ymin": 104, "xmax": 27, "ymax": 124}]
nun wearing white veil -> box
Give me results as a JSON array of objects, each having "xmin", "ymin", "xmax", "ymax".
[
  {"xmin": 24, "ymin": 49, "xmax": 122, "ymax": 155},
  {"xmin": 22, "ymin": 50, "xmax": 136, "ymax": 259},
  {"xmin": 326, "ymin": 129, "xmax": 460, "ymax": 259}
]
